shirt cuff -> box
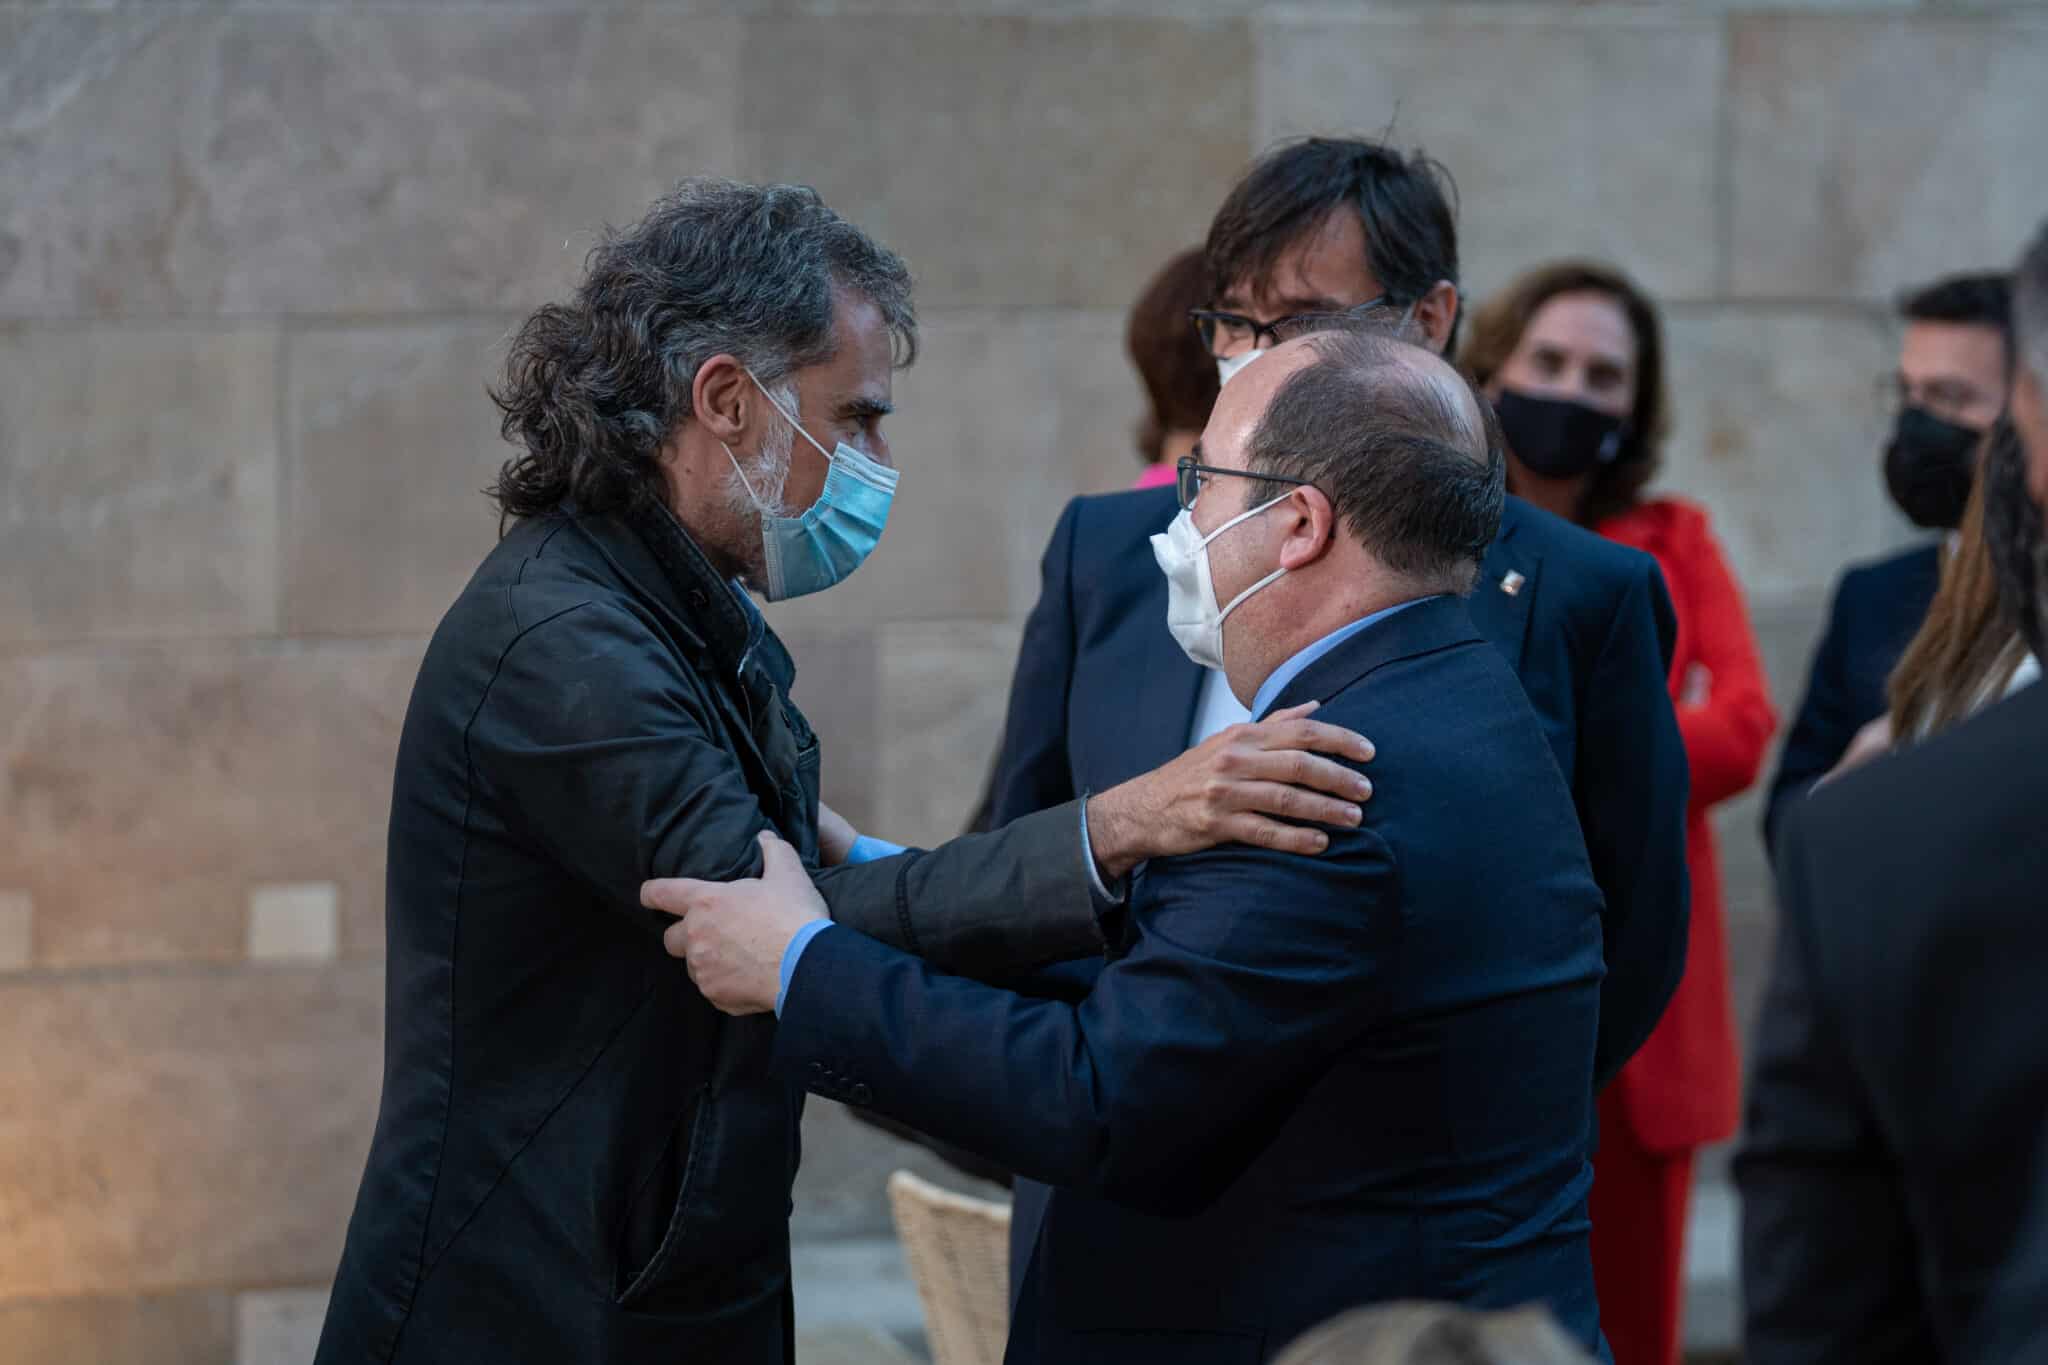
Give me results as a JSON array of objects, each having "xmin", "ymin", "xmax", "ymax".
[
  {"xmin": 776, "ymin": 920, "xmax": 837, "ymax": 1018},
  {"xmin": 1077, "ymin": 793, "xmax": 1127, "ymax": 909},
  {"xmin": 845, "ymin": 834, "xmax": 907, "ymax": 864}
]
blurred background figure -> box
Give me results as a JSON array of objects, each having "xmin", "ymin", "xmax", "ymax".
[
  {"xmin": 1736, "ymin": 221, "xmax": 2048, "ymax": 1365},
  {"xmin": 1272, "ymin": 1302, "xmax": 1594, "ymax": 1365},
  {"xmin": 1762, "ymin": 273, "xmax": 2012, "ymax": 848},
  {"xmin": 1126, "ymin": 246, "xmax": 1221, "ymax": 491},
  {"xmin": 1465, "ymin": 261, "xmax": 1778, "ymax": 1365},
  {"xmin": 1886, "ymin": 419, "xmax": 2041, "ymax": 746}
]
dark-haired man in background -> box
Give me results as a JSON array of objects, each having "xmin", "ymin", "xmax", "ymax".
[
  {"xmin": 313, "ymin": 178, "xmax": 1374, "ymax": 1365},
  {"xmin": 654, "ymin": 328, "xmax": 1611, "ymax": 1360},
  {"xmin": 1762, "ymin": 271, "xmax": 2012, "ymax": 852}
]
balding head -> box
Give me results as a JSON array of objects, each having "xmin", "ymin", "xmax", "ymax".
[{"xmin": 1243, "ymin": 328, "xmax": 1504, "ymax": 592}]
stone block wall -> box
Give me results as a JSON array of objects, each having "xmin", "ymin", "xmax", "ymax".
[{"xmin": 2, "ymin": 3, "xmax": 2043, "ymax": 1360}]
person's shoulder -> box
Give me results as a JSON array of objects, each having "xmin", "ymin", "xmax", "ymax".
[
  {"xmin": 1503, "ymin": 495, "xmax": 1656, "ymax": 580},
  {"xmin": 1498, "ymin": 496, "xmax": 1661, "ymax": 630},
  {"xmin": 1069, "ymin": 484, "xmax": 1180, "ymax": 537},
  {"xmin": 1046, "ymin": 484, "xmax": 1181, "ymax": 582},
  {"xmin": 1836, "ymin": 540, "xmax": 1941, "ymax": 600},
  {"xmin": 1795, "ymin": 681, "xmax": 2048, "ymax": 871}
]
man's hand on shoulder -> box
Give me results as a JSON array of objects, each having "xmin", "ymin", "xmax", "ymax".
[
  {"xmin": 642, "ymin": 832, "xmax": 824, "ymax": 1015},
  {"xmin": 1086, "ymin": 701, "xmax": 1375, "ymax": 880}
]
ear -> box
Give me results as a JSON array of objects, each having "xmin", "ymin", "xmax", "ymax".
[
  {"xmin": 1413, "ymin": 281, "xmax": 1461, "ymax": 357},
  {"xmin": 691, "ymin": 354, "xmax": 754, "ymax": 445},
  {"xmin": 1275, "ymin": 483, "xmax": 1339, "ymax": 572}
]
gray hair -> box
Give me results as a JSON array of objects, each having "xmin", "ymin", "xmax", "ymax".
[
  {"xmin": 1244, "ymin": 328, "xmax": 1505, "ymax": 593},
  {"xmin": 490, "ymin": 178, "xmax": 916, "ymax": 523}
]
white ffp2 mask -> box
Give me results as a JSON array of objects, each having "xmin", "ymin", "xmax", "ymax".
[{"xmin": 1149, "ymin": 494, "xmax": 1292, "ymax": 672}]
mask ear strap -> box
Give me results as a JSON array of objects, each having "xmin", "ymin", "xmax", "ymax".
[
  {"xmin": 1217, "ymin": 566, "xmax": 1288, "ymax": 625},
  {"xmin": 744, "ymin": 366, "xmax": 833, "ymax": 461},
  {"xmin": 720, "ymin": 441, "xmax": 765, "ymax": 505},
  {"xmin": 1198, "ymin": 487, "xmax": 1297, "ymax": 549}
]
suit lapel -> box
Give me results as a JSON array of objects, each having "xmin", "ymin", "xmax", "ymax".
[
  {"xmin": 1125, "ymin": 570, "xmax": 1206, "ymax": 768},
  {"xmin": 1466, "ymin": 500, "xmax": 1540, "ymax": 673},
  {"xmin": 1268, "ymin": 595, "xmax": 1486, "ymax": 714}
]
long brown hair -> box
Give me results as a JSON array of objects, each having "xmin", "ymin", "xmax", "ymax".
[
  {"xmin": 1459, "ymin": 261, "xmax": 1671, "ymax": 527},
  {"xmin": 1889, "ymin": 423, "xmax": 2029, "ymax": 739}
]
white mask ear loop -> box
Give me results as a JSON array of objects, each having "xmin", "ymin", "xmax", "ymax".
[
  {"xmin": 1200, "ymin": 487, "xmax": 1297, "ymax": 623},
  {"xmin": 1197, "ymin": 487, "xmax": 1295, "ymax": 549},
  {"xmin": 744, "ymin": 367, "xmax": 834, "ymax": 462}
]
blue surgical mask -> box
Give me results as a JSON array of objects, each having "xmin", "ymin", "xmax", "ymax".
[{"xmin": 723, "ymin": 370, "xmax": 899, "ymax": 602}]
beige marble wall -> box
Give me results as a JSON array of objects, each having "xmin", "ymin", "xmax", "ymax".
[{"xmin": 3, "ymin": 3, "xmax": 2043, "ymax": 1359}]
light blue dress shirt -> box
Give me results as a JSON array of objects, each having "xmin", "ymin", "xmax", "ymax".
[{"xmin": 1189, "ymin": 597, "xmax": 1435, "ymax": 744}]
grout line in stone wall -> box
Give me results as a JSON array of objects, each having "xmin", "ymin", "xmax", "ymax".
[
  {"xmin": 1712, "ymin": 12, "xmax": 1738, "ymax": 300},
  {"xmin": 0, "ymin": 956, "xmax": 381, "ymax": 991},
  {"xmin": 274, "ymin": 327, "xmax": 294, "ymax": 641},
  {"xmin": 0, "ymin": 1277, "xmax": 339, "ymax": 1312},
  {"xmin": 0, "ymin": 632, "xmax": 436, "ymax": 660}
]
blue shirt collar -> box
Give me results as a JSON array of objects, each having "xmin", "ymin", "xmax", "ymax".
[{"xmin": 1249, "ymin": 596, "xmax": 1439, "ymax": 719}]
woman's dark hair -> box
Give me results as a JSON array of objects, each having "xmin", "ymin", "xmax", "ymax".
[
  {"xmin": 1126, "ymin": 247, "xmax": 1221, "ymax": 467},
  {"xmin": 489, "ymin": 178, "xmax": 916, "ymax": 526},
  {"xmin": 1205, "ymin": 138, "xmax": 1460, "ymax": 319},
  {"xmin": 1890, "ymin": 423, "xmax": 2031, "ymax": 740},
  {"xmin": 1460, "ymin": 260, "xmax": 1671, "ymax": 527}
]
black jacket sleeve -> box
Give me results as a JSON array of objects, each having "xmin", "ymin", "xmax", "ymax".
[
  {"xmin": 1579, "ymin": 560, "xmax": 1693, "ymax": 1088},
  {"xmin": 1733, "ymin": 811, "xmax": 1933, "ymax": 1364},
  {"xmin": 468, "ymin": 601, "xmax": 1105, "ymax": 976}
]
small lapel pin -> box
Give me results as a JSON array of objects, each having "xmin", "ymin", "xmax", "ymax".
[{"xmin": 1499, "ymin": 570, "xmax": 1525, "ymax": 597}]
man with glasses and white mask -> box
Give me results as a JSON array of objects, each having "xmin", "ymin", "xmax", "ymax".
[{"xmin": 985, "ymin": 136, "xmax": 1691, "ymax": 1118}]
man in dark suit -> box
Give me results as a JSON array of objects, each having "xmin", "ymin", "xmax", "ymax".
[
  {"xmin": 1761, "ymin": 272, "xmax": 2013, "ymax": 853},
  {"xmin": 650, "ymin": 329, "xmax": 1610, "ymax": 1360},
  {"xmin": 1736, "ymin": 224, "xmax": 2048, "ymax": 1364},
  {"xmin": 993, "ymin": 138, "xmax": 1688, "ymax": 1094}
]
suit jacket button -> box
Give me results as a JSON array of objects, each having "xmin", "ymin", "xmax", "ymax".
[{"xmin": 852, "ymin": 1083, "xmax": 872, "ymax": 1104}]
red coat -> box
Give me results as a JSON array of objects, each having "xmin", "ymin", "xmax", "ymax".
[{"xmin": 1597, "ymin": 498, "xmax": 1778, "ymax": 1153}]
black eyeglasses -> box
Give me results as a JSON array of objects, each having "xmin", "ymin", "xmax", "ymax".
[
  {"xmin": 1175, "ymin": 457, "xmax": 1313, "ymax": 512},
  {"xmin": 1188, "ymin": 294, "xmax": 1396, "ymax": 358}
]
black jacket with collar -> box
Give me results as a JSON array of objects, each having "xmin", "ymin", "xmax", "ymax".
[{"xmin": 314, "ymin": 502, "xmax": 1106, "ymax": 1364}]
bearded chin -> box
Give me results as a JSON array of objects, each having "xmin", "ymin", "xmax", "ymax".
[{"xmin": 727, "ymin": 424, "xmax": 795, "ymax": 588}]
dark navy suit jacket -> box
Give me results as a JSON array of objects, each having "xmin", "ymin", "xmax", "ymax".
[
  {"xmin": 989, "ymin": 485, "xmax": 1688, "ymax": 1090},
  {"xmin": 1761, "ymin": 543, "xmax": 1941, "ymax": 856},
  {"xmin": 778, "ymin": 597, "xmax": 1608, "ymax": 1363}
]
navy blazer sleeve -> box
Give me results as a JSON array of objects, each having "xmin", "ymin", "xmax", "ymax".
[
  {"xmin": 986, "ymin": 499, "xmax": 1084, "ymax": 827},
  {"xmin": 774, "ymin": 831, "xmax": 1400, "ymax": 1218},
  {"xmin": 1763, "ymin": 579, "xmax": 1861, "ymax": 858},
  {"xmin": 1579, "ymin": 561, "xmax": 1692, "ymax": 1088},
  {"xmin": 1734, "ymin": 813, "xmax": 1933, "ymax": 1363}
]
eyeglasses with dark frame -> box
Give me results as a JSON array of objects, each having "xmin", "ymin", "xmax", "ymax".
[
  {"xmin": 1175, "ymin": 457, "xmax": 1313, "ymax": 512},
  {"xmin": 1188, "ymin": 293, "xmax": 1395, "ymax": 358}
]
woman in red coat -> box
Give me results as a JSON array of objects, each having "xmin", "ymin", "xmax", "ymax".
[{"xmin": 1465, "ymin": 262, "xmax": 1779, "ymax": 1365}]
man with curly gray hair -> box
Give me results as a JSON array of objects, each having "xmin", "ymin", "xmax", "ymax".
[{"xmin": 313, "ymin": 179, "xmax": 1375, "ymax": 1364}]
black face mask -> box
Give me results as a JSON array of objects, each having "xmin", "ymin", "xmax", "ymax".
[
  {"xmin": 1884, "ymin": 405, "xmax": 1981, "ymax": 530},
  {"xmin": 1494, "ymin": 388, "xmax": 1632, "ymax": 481}
]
